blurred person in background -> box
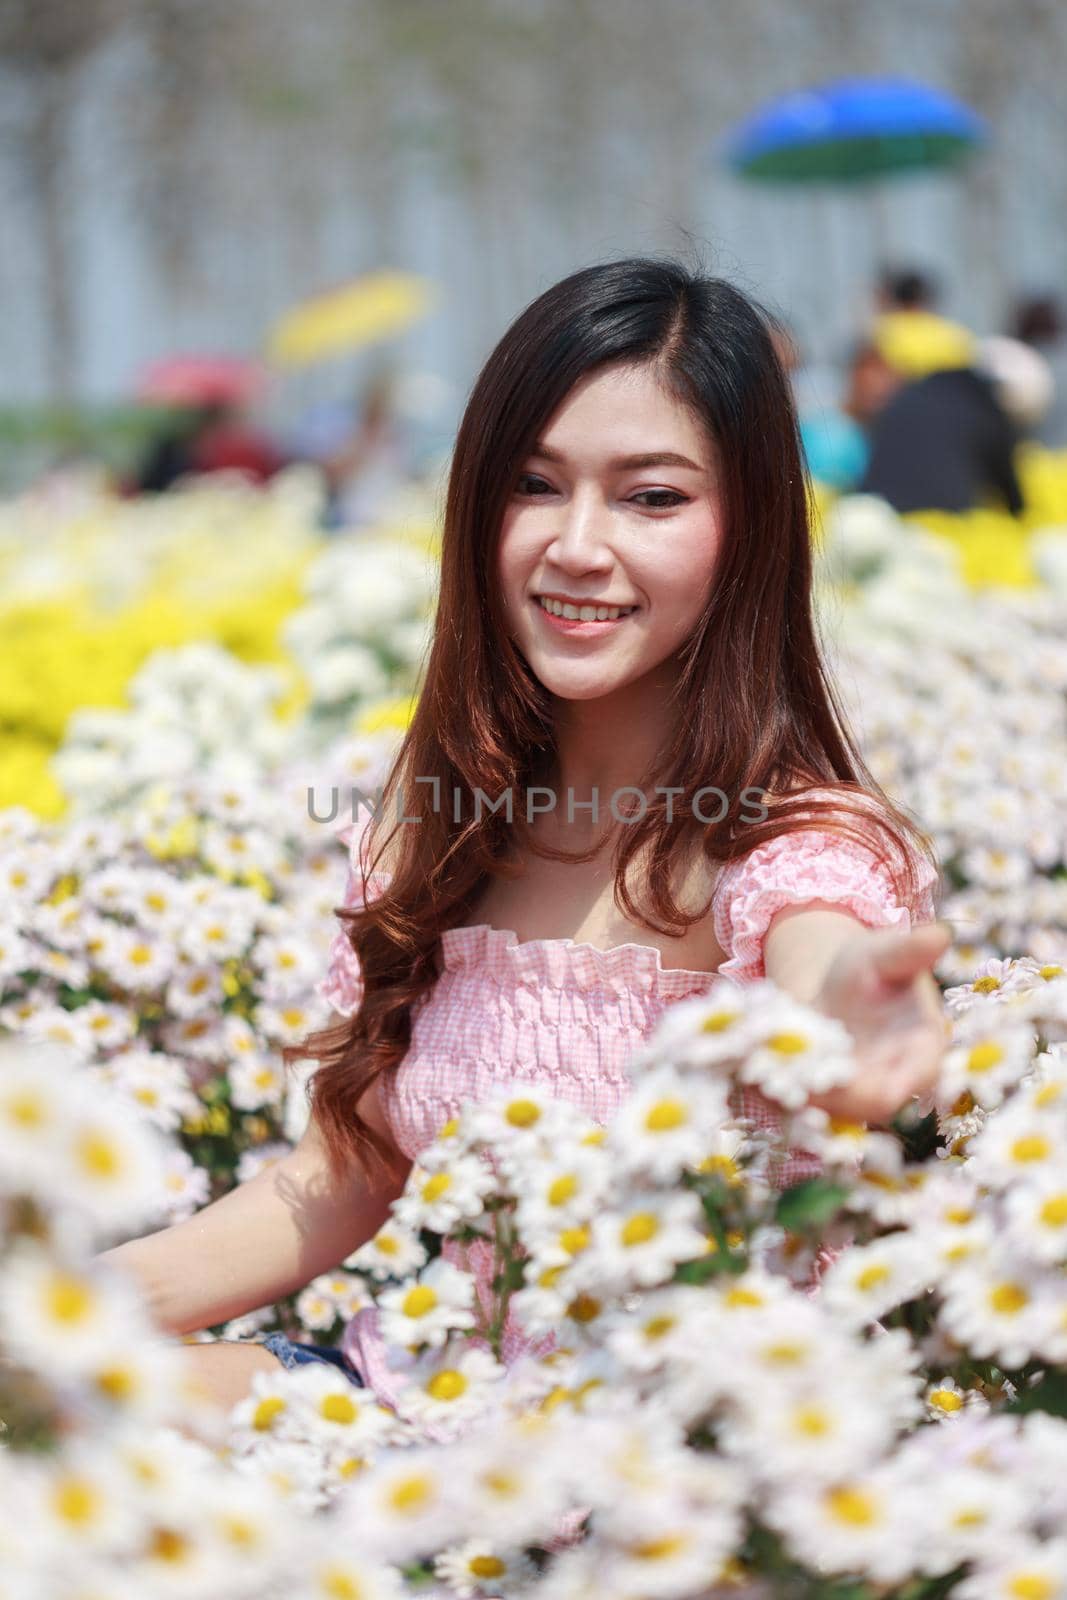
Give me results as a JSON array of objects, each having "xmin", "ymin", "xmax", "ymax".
[
  {"xmin": 134, "ymin": 399, "xmax": 288, "ymax": 493},
  {"xmin": 289, "ymin": 368, "xmax": 412, "ymax": 531},
  {"xmin": 1009, "ymin": 293, "xmax": 1067, "ymax": 448},
  {"xmin": 858, "ymin": 331, "xmax": 1027, "ymax": 517},
  {"xmin": 874, "ymin": 264, "xmax": 941, "ymax": 316}
]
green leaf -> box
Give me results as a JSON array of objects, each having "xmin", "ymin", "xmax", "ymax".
[
  {"xmin": 1006, "ymin": 1370, "xmax": 1067, "ymax": 1417},
  {"xmin": 774, "ymin": 1178, "xmax": 850, "ymax": 1233}
]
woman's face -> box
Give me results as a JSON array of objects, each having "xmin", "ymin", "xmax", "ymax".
[{"xmin": 498, "ymin": 361, "xmax": 724, "ymax": 703}]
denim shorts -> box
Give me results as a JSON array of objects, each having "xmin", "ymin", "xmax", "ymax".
[{"xmin": 256, "ymin": 1331, "xmax": 366, "ymax": 1385}]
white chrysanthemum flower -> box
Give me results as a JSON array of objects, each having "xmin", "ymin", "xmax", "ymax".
[
  {"xmin": 73, "ymin": 999, "xmax": 139, "ymax": 1052},
  {"xmin": 722, "ymin": 1370, "xmax": 898, "ymax": 1486},
  {"xmin": 294, "ymin": 1284, "xmax": 343, "ymax": 1333},
  {"xmin": 298, "ymin": 1555, "xmax": 407, "ymax": 1600},
  {"xmin": 581, "ymin": 1192, "xmax": 707, "ymax": 1291},
  {"xmin": 251, "ymin": 932, "xmax": 323, "ymax": 996},
  {"xmin": 166, "ymin": 962, "xmax": 226, "ymax": 1016},
  {"xmin": 633, "ymin": 981, "xmax": 755, "ymax": 1076},
  {"xmin": 338, "ymin": 1447, "xmax": 455, "ymax": 1563},
  {"xmin": 345, "ymin": 1220, "xmax": 428, "ymax": 1281},
  {"xmin": 0, "ymin": 1246, "xmax": 152, "ymax": 1378},
  {"xmin": 967, "ymin": 1100, "xmax": 1067, "ymax": 1189},
  {"xmin": 466, "ymin": 1084, "xmax": 577, "ymax": 1150},
  {"xmin": 819, "ymin": 1234, "xmax": 934, "ymax": 1325},
  {"xmin": 938, "ymin": 1252, "xmax": 1056, "ymax": 1369},
  {"xmin": 441, "ymin": 1419, "xmax": 575, "ymax": 1547},
  {"xmin": 923, "ymin": 1375, "xmax": 976, "ymax": 1422},
  {"xmin": 200, "ymin": 1470, "xmax": 301, "ymax": 1576},
  {"xmin": 55, "ymin": 1103, "xmax": 167, "ymax": 1231},
  {"xmin": 608, "ymin": 1065, "xmax": 732, "ymax": 1182},
  {"xmin": 377, "ymin": 1258, "xmax": 477, "ymax": 1351},
  {"xmin": 767, "ymin": 1465, "xmax": 920, "ymax": 1585},
  {"xmin": 0, "ymin": 1044, "xmax": 73, "ymax": 1189},
  {"xmin": 23, "ymin": 1003, "xmax": 95, "ymax": 1056},
  {"xmin": 393, "ymin": 1340, "xmax": 505, "ymax": 1435},
  {"xmin": 596, "ymin": 1500, "xmax": 741, "ymax": 1600},
  {"xmin": 230, "ymin": 1051, "xmax": 288, "ymax": 1110},
  {"xmin": 602, "ymin": 1286, "xmax": 709, "ymax": 1375},
  {"xmin": 738, "ymin": 996, "xmax": 857, "ymax": 1110},
  {"xmin": 955, "ymin": 1538, "xmax": 1067, "ymax": 1600},
  {"xmin": 228, "ymin": 1363, "xmax": 299, "ymax": 1442},
  {"xmin": 936, "ymin": 1015, "xmax": 1037, "ymax": 1112},
  {"xmin": 110, "ymin": 1049, "xmax": 200, "ymax": 1131},
  {"xmin": 21, "ymin": 1442, "xmax": 142, "ymax": 1554},
  {"xmin": 103, "ymin": 925, "xmax": 176, "ymax": 991},
  {"xmin": 278, "ymin": 1362, "xmax": 395, "ymax": 1451},
  {"xmin": 393, "ymin": 1152, "xmax": 496, "ymax": 1234},
  {"xmin": 0, "ymin": 921, "xmax": 37, "ymax": 979},
  {"xmin": 159, "ymin": 1146, "xmax": 211, "ymax": 1222},
  {"xmin": 1005, "ymin": 1175, "xmax": 1067, "ymax": 1265},
  {"xmin": 255, "ymin": 999, "xmax": 323, "ymax": 1047},
  {"xmin": 178, "ymin": 903, "xmax": 256, "ymax": 966},
  {"xmin": 434, "ymin": 1540, "xmax": 537, "ymax": 1598},
  {"xmin": 512, "ymin": 1142, "xmax": 611, "ymax": 1238}
]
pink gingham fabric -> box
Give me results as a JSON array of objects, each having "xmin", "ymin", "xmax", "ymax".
[{"xmin": 317, "ymin": 805, "xmax": 938, "ymax": 1405}]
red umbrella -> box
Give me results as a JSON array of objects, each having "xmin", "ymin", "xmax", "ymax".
[{"xmin": 134, "ymin": 354, "xmax": 268, "ymax": 408}]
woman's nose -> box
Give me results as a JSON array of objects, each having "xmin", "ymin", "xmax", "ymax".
[{"xmin": 549, "ymin": 487, "xmax": 613, "ymax": 569}]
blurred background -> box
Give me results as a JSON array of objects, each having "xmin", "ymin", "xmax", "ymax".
[{"xmin": 3, "ymin": 0, "xmax": 1067, "ymax": 484}]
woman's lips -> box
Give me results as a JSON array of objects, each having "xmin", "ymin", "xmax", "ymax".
[{"xmin": 531, "ymin": 597, "xmax": 639, "ymax": 635}]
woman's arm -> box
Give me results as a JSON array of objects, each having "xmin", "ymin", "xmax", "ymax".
[
  {"xmin": 763, "ymin": 901, "xmax": 952, "ymax": 1125},
  {"xmin": 96, "ymin": 1078, "xmax": 411, "ymax": 1338}
]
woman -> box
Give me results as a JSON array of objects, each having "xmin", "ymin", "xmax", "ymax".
[{"xmin": 100, "ymin": 258, "xmax": 948, "ymax": 1424}]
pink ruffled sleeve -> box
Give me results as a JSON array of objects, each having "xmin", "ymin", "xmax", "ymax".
[
  {"xmin": 713, "ymin": 818, "xmax": 940, "ymax": 986},
  {"xmin": 315, "ymin": 821, "xmax": 392, "ymax": 1019}
]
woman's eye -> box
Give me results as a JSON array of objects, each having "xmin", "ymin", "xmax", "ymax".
[
  {"xmin": 631, "ymin": 489, "xmax": 688, "ymax": 509},
  {"xmin": 515, "ymin": 473, "xmax": 553, "ymax": 496}
]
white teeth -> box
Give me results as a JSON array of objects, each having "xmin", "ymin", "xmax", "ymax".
[{"xmin": 538, "ymin": 596, "xmax": 635, "ymax": 621}]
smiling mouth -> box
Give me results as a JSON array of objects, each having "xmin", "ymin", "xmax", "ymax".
[{"xmin": 534, "ymin": 595, "xmax": 639, "ymax": 622}]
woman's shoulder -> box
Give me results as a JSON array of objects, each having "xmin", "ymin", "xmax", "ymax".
[{"xmin": 711, "ymin": 783, "xmax": 939, "ymax": 981}]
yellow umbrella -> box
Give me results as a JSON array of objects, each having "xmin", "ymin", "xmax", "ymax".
[{"xmin": 267, "ymin": 270, "xmax": 437, "ymax": 368}]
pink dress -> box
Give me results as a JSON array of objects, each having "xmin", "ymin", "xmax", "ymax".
[{"xmin": 317, "ymin": 807, "xmax": 939, "ymax": 1406}]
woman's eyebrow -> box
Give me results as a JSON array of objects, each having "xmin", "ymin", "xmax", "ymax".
[{"xmin": 530, "ymin": 443, "xmax": 705, "ymax": 472}]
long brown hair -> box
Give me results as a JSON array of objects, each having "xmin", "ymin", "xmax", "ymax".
[{"xmin": 284, "ymin": 256, "xmax": 941, "ymax": 1188}]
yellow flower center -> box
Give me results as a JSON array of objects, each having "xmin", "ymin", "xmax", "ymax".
[
  {"xmin": 252, "ymin": 1396, "xmax": 286, "ymax": 1430},
  {"xmin": 505, "ymin": 1099, "xmax": 541, "ymax": 1127},
  {"xmin": 1011, "ymin": 1136, "xmax": 1050, "ymax": 1164},
  {"xmin": 825, "ymin": 1485, "xmax": 878, "ymax": 1526},
  {"xmin": 966, "ymin": 1042, "xmax": 1003, "ymax": 1073},
  {"xmin": 567, "ymin": 1294, "xmax": 602, "ymax": 1324},
  {"xmin": 989, "ymin": 1282, "xmax": 1029, "ymax": 1315},
  {"xmin": 767, "ymin": 1031, "xmax": 809, "ymax": 1055},
  {"xmin": 468, "ymin": 1556, "xmax": 506, "ymax": 1579},
  {"xmin": 971, "ymin": 976, "xmax": 1001, "ymax": 994},
  {"xmin": 428, "ymin": 1370, "xmax": 468, "ymax": 1401},
  {"xmin": 631, "ymin": 1535, "xmax": 687, "ymax": 1561},
  {"xmin": 1008, "ymin": 1577, "xmax": 1056, "ymax": 1600},
  {"xmin": 421, "ymin": 1173, "xmax": 452, "ymax": 1202},
  {"xmin": 320, "ymin": 1393, "xmax": 360, "ymax": 1424},
  {"xmin": 701, "ymin": 1009, "xmax": 740, "ymax": 1033},
  {"xmin": 401, "ymin": 1285, "xmax": 438, "ymax": 1318},
  {"xmin": 1040, "ymin": 1195, "xmax": 1067, "ymax": 1228},
  {"xmin": 645, "ymin": 1099, "xmax": 687, "ymax": 1131},
  {"xmin": 53, "ymin": 1477, "xmax": 99, "ymax": 1524},
  {"xmin": 558, "ymin": 1225, "xmax": 590, "ymax": 1255},
  {"xmin": 793, "ymin": 1405, "xmax": 830, "ymax": 1436},
  {"xmin": 77, "ymin": 1133, "xmax": 121, "ymax": 1178},
  {"xmin": 855, "ymin": 1263, "xmax": 891, "ymax": 1292},
  {"xmin": 388, "ymin": 1474, "xmax": 433, "ymax": 1513},
  {"xmin": 547, "ymin": 1174, "xmax": 578, "ymax": 1206},
  {"xmin": 621, "ymin": 1212, "xmax": 659, "ymax": 1246},
  {"xmin": 929, "ymin": 1388, "xmax": 964, "ymax": 1413},
  {"xmin": 47, "ymin": 1274, "xmax": 93, "ymax": 1324}
]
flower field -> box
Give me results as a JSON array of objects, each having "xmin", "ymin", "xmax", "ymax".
[{"xmin": 3, "ymin": 471, "xmax": 1067, "ymax": 1598}]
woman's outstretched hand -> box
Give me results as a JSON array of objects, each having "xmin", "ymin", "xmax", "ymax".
[{"xmin": 807, "ymin": 921, "xmax": 953, "ymax": 1127}]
